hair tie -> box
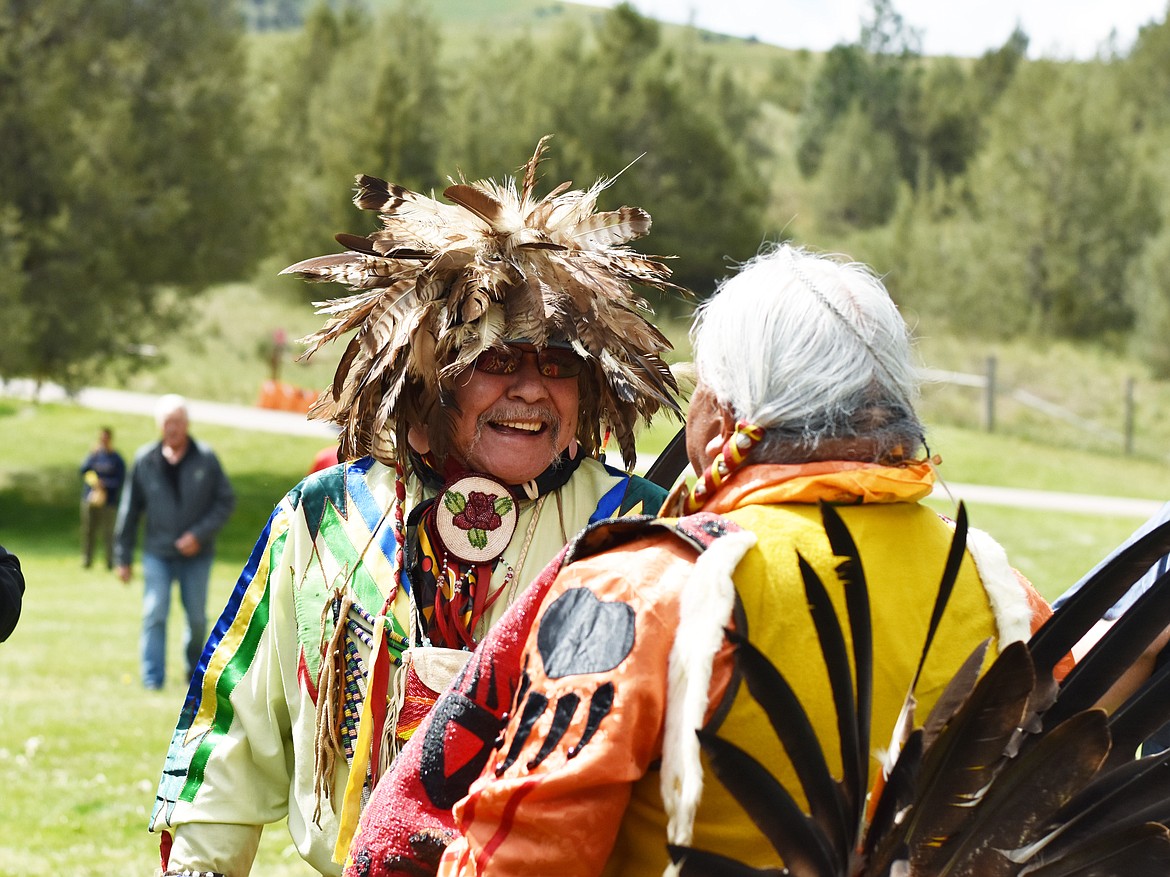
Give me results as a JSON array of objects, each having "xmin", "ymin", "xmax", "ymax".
[{"xmin": 684, "ymin": 420, "xmax": 765, "ymax": 513}]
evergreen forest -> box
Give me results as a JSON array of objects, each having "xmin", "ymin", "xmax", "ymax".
[{"xmin": 5, "ymin": 0, "xmax": 1170, "ymax": 389}]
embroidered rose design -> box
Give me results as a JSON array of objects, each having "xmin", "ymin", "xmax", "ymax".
[{"xmin": 444, "ymin": 489, "xmax": 514, "ymax": 550}]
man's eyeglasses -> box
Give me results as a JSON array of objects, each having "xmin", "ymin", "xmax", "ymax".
[{"xmin": 473, "ymin": 344, "xmax": 585, "ymax": 379}]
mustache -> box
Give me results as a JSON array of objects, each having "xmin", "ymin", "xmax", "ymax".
[
  {"xmin": 469, "ymin": 403, "xmax": 565, "ymax": 462},
  {"xmin": 477, "ymin": 403, "xmax": 561, "ymax": 432}
]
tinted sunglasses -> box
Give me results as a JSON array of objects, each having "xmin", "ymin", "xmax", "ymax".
[{"xmin": 473, "ymin": 344, "xmax": 584, "ymax": 379}]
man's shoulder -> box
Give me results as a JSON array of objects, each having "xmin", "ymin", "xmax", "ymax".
[
  {"xmin": 564, "ymin": 510, "xmax": 743, "ymax": 567},
  {"xmin": 187, "ymin": 437, "xmax": 222, "ymax": 461},
  {"xmin": 573, "ymin": 457, "xmax": 668, "ymax": 517},
  {"xmin": 286, "ymin": 456, "xmax": 387, "ymax": 523},
  {"xmin": 622, "ymin": 472, "xmax": 668, "ymax": 513},
  {"xmin": 132, "ymin": 440, "xmax": 162, "ymax": 463}
]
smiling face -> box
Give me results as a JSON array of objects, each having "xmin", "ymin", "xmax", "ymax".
[{"xmin": 446, "ymin": 350, "xmax": 581, "ymax": 485}]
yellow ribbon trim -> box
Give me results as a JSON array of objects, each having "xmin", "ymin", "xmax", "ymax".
[{"xmin": 332, "ymin": 614, "xmax": 388, "ymax": 864}]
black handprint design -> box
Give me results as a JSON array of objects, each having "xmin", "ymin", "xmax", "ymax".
[{"xmin": 495, "ymin": 587, "xmax": 635, "ymax": 774}]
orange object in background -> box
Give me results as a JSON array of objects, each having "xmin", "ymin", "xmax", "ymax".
[{"xmin": 257, "ymin": 380, "xmax": 318, "ymax": 413}]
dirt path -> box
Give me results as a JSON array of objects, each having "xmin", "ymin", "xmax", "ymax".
[{"xmin": 4, "ymin": 379, "xmax": 1161, "ymax": 519}]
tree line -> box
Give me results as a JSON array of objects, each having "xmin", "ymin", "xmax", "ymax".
[{"xmin": 3, "ymin": 0, "xmax": 1170, "ymax": 387}]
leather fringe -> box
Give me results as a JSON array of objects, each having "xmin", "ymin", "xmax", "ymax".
[{"xmin": 313, "ymin": 587, "xmax": 354, "ymax": 825}]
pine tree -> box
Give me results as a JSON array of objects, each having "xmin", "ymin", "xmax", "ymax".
[{"xmin": 0, "ymin": 0, "xmax": 262, "ymax": 386}]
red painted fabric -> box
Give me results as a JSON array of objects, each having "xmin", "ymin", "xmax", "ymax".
[{"xmin": 344, "ymin": 546, "xmax": 569, "ymax": 877}]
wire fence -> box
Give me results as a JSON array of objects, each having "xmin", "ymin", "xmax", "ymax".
[{"xmin": 921, "ymin": 356, "xmax": 1143, "ymax": 457}]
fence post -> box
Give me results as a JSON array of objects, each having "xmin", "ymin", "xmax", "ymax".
[
  {"xmin": 1124, "ymin": 377, "xmax": 1135, "ymax": 456},
  {"xmin": 985, "ymin": 355, "xmax": 997, "ymax": 433}
]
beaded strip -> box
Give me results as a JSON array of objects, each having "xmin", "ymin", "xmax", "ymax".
[
  {"xmin": 684, "ymin": 420, "xmax": 765, "ymax": 514},
  {"xmin": 312, "ymin": 466, "xmax": 406, "ymax": 817},
  {"xmin": 340, "ymin": 638, "xmax": 365, "ymax": 761},
  {"xmin": 346, "ymin": 613, "xmax": 373, "ymax": 649}
]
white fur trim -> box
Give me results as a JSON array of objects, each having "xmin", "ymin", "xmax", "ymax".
[
  {"xmin": 660, "ymin": 528, "xmax": 758, "ymax": 876},
  {"xmin": 966, "ymin": 526, "xmax": 1033, "ymax": 646}
]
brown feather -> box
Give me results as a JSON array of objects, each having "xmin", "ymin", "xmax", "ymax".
[
  {"xmin": 332, "ymin": 233, "xmax": 379, "ymax": 256},
  {"xmin": 353, "ymin": 174, "xmax": 393, "ymax": 211},
  {"xmin": 520, "ymin": 135, "xmax": 553, "ymax": 204},
  {"xmin": 443, "ymin": 184, "xmax": 506, "ymax": 228},
  {"xmin": 280, "ymin": 252, "xmax": 359, "ymax": 279},
  {"xmin": 525, "ymin": 180, "xmax": 574, "ymax": 227},
  {"xmin": 568, "ymin": 206, "xmax": 652, "ymax": 247}
]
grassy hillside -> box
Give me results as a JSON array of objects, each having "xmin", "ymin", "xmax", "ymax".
[
  {"xmin": 404, "ymin": 0, "xmax": 803, "ymax": 77},
  {"xmin": 92, "ymin": 282, "xmax": 339, "ymax": 411}
]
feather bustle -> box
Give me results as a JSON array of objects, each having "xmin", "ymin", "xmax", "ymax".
[{"xmin": 673, "ymin": 506, "xmax": 1170, "ymax": 877}]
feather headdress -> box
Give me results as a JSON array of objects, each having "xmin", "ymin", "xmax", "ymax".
[{"xmin": 282, "ymin": 136, "xmax": 684, "ymax": 472}]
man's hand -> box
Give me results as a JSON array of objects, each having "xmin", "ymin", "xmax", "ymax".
[
  {"xmin": 175, "ymin": 532, "xmax": 202, "ymax": 557},
  {"xmin": 116, "ymin": 564, "xmax": 132, "ymax": 584}
]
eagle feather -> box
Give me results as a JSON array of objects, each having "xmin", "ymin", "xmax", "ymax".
[{"xmin": 673, "ymin": 505, "xmax": 1170, "ymax": 877}]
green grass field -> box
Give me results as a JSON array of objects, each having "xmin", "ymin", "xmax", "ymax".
[
  {"xmin": 0, "ymin": 402, "xmax": 329, "ymax": 875},
  {"xmin": 1, "ymin": 396, "xmax": 1167, "ymax": 875},
  {"xmin": 4, "ymin": 272, "xmax": 1170, "ymax": 873}
]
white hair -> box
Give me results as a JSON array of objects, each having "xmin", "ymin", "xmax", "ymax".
[
  {"xmin": 690, "ymin": 244, "xmax": 923, "ymax": 462},
  {"xmin": 154, "ymin": 393, "xmax": 189, "ymax": 426}
]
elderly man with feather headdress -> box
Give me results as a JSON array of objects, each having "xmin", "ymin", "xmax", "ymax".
[
  {"xmin": 148, "ymin": 138, "xmax": 683, "ymax": 877},
  {"xmin": 340, "ymin": 244, "xmax": 1086, "ymax": 877}
]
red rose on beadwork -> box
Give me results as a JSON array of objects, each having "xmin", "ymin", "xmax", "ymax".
[
  {"xmin": 453, "ymin": 491, "xmax": 504, "ymax": 532},
  {"xmin": 443, "ymin": 486, "xmax": 516, "ymax": 553}
]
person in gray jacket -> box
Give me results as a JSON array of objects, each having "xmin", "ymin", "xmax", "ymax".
[{"xmin": 115, "ymin": 394, "xmax": 235, "ymax": 690}]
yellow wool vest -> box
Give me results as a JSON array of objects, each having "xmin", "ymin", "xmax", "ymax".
[{"xmin": 606, "ymin": 501, "xmax": 1003, "ymax": 876}]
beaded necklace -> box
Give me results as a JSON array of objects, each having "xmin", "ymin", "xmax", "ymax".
[{"xmin": 398, "ymin": 447, "xmax": 582, "ymax": 646}]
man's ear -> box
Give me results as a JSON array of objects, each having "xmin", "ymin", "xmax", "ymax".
[
  {"xmin": 407, "ymin": 424, "xmax": 430, "ymax": 455},
  {"xmin": 703, "ymin": 405, "xmax": 738, "ymax": 460}
]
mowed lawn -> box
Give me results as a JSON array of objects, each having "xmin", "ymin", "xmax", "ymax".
[
  {"xmin": 0, "ymin": 401, "xmax": 328, "ymax": 876},
  {"xmin": 1, "ymin": 398, "xmax": 1169, "ymax": 875}
]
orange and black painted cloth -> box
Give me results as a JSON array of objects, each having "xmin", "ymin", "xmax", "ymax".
[{"xmin": 345, "ymin": 460, "xmax": 1064, "ymax": 877}]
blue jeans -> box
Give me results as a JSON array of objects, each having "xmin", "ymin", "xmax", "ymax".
[{"xmin": 140, "ymin": 552, "xmax": 214, "ymax": 688}]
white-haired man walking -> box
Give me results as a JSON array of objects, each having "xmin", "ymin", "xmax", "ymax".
[{"xmin": 115, "ymin": 394, "xmax": 235, "ymax": 690}]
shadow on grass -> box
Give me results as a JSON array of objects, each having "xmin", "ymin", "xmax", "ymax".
[
  {"xmin": 0, "ymin": 459, "xmax": 301, "ymax": 569},
  {"xmin": 0, "ymin": 462, "xmax": 80, "ymax": 557}
]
